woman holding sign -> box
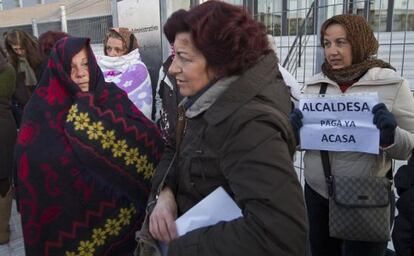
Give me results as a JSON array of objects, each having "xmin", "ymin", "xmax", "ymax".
[
  {"xmin": 148, "ymin": 1, "xmax": 308, "ymax": 255},
  {"xmin": 291, "ymin": 14, "xmax": 414, "ymax": 256}
]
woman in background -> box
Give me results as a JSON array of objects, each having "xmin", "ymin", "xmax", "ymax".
[
  {"xmin": 15, "ymin": 37, "xmax": 163, "ymax": 255},
  {"xmin": 4, "ymin": 29, "xmax": 42, "ymax": 94},
  {"xmin": 38, "ymin": 30, "xmax": 69, "ymax": 76},
  {"xmin": 97, "ymin": 28, "xmax": 153, "ymax": 120}
]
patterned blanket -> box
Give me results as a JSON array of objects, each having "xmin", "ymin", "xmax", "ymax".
[
  {"xmin": 97, "ymin": 49, "xmax": 153, "ymax": 120},
  {"xmin": 15, "ymin": 37, "xmax": 163, "ymax": 256}
]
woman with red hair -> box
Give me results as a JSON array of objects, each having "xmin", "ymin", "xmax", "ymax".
[
  {"xmin": 148, "ymin": 1, "xmax": 307, "ymax": 255},
  {"xmin": 38, "ymin": 30, "xmax": 69, "ymax": 58}
]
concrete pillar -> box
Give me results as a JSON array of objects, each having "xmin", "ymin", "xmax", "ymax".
[
  {"xmin": 32, "ymin": 18, "xmax": 39, "ymax": 37},
  {"xmin": 315, "ymin": 0, "xmax": 327, "ymax": 74},
  {"xmin": 60, "ymin": 5, "xmax": 68, "ymax": 33},
  {"xmin": 111, "ymin": 0, "xmax": 118, "ymax": 27}
]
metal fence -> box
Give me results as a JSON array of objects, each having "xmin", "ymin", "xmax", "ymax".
[
  {"xmin": 243, "ymin": 0, "xmax": 414, "ymax": 185},
  {"xmin": 0, "ymin": 0, "xmax": 113, "ymax": 46},
  {"xmin": 250, "ymin": 0, "xmax": 414, "ymax": 90},
  {"xmin": 2, "ymin": 1, "xmax": 413, "ymax": 175}
]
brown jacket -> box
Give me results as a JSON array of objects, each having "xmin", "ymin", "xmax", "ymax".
[{"xmin": 152, "ymin": 53, "xmax": 308, "ymax": 256}]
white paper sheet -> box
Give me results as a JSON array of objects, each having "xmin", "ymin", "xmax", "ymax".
[
  {"xmin": 161, "ymin": 186, "xmax": 242, "ymax": 255},
  {"xmin": 299, "ymin": 92, "xmax": 379, "ymax": 154}
]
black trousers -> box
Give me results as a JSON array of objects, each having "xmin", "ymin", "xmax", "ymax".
[{"xmin": 305, "ymin": 183, "xmax": 395, "ymax": 256}]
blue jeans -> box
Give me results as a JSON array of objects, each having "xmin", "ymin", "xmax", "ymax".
[{"xmin": 305, "ymin": 183, "xmax": 395, "ymax": 256}]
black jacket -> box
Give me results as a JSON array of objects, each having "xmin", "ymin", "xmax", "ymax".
[
  {"xmin": 152, "ymin": 53, "xmax": 308, "ymax": 256},
  {"xmin": 155, "ymin": 55, "xmax": 184, "ymax": 143},
  {"xmin": 393, "ymin": 151, "xmax": 414, "ymax": 256}
]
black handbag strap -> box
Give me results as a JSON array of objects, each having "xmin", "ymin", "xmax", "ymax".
[
  {"xmin": 155, "ymin": 106, "xmax": 187, "ymax": 196},
  {"xmin": 156, "ymin": 105, "xmax": 186, "ymax": 196},
  {"xmin": 147, "ymin": 106, "xmax": 187, "ymax": 212},
  {"xmin": 319, "ymin": 82, "xmax": 328, "ymax": 95},
  {"xmin": 319, "ymin": 83, "xmax": 334, "ymax": 195}
]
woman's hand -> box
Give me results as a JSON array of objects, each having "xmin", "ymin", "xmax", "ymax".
[
  {"xmin": 372, "ymin": 103, "xmax": 397, "ymax": 147},
  {"xmin": 149, "ymin": 186, "xmax": 178, "ymax": 243},
  {"xmin": 289, "ymin": 108, "xmax": 303, "ymax": 144}
]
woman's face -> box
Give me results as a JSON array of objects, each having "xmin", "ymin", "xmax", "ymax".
[
  {"xmin": 105, "ymin": 37, "xmax": 126, "ymax": 57},
  {"xmin": 323, "ymin": 24, "xmax": 352, "ymax": 69},
  {"xmin": 168, "ymin": 32, "xmax": 216, "ymax": 97},
  {"xmin": 70, "ymin": 48, "xmax": 90, "ymax": 92},
  {"xmin": 11, "ymin": 44, "xmax": 25, "ymax": 57}
]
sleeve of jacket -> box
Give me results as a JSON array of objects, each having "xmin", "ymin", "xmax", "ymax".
[
  {"xmin": 384, "ymin": 79, "xmax": 414, "ymax": 160},
  {"xmin": 168, "ymin": 117, "xmax": 308, "ymax": 256},
  {"xmin": 14, "ymin": 72, "xmax": 30, "ymax": 106},
  {"xmin": 151, "ymin": 141, "xmax": 179, "ymax": 196}
]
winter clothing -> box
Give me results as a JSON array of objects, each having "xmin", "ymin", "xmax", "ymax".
[
  {"xmin": 303, "ymin": 14, "xmax": 414, "ymax": 255},
  {"xmin": 0, "ymin": 61, "xmax": 16, "ymax": 180},
  {"xmin": 152, "ymin": 52, "xmax": 307, "ymax": 256},
  {"xmin": 0, "ymin": 189, "xmax": 12, "ymax": 245},
  {"xmin": 15, "ymin": 37, "xmax": 164, "ymax": 256},
  {"xmin": 11, "ymin": 57, "xmax": 38, "ymax": 127},
  {"xmin": 266, "ymin": 35, "xmax": 302, "ymax": 106},
  {"xmin": 303, "ymin": 67, "xmax": 414, "ymax": 198},
  {"xmin": 0, "ymin": 55, "xmax": 16, "ymax": 245},
  {"xmin": 0, "ymin": 64, "xmax": 15, "ymax": 98},
  {"xmin": 17, "ymin": 56, "xmax": 38, "ymax": 87},
  {"xmin": 373, "ymin": 103, "xmax": 398, "ymax": 147},
  {"xmin": 10, "ymin": 71, "xmax": 30, "ymax": 128},
  {"xmin": 279, "ymin": 64, "xmax": 302, "ymax": 106},
  {"xmin": 392, "ymin": 151, "xmax": 414, "ymax": 256},
  {"xmin": 303, "ymin": 67, "xmax": 414, "ymax": 255},
  {"xmin": 154, "ymin": 55, "xmax": 184, "ymax": 143},
  {"xmin": 97, "ymin": 48, "xmax": 153, "ymax": 120},
  {"xmin": 13, "ymin": 57, "xmax": 41, "ymax": 94}
]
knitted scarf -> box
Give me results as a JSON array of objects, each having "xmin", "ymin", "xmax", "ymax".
[
  {"xmin": 320, "ymin": 14, "xmax": 394, "ymax": 84},
  {"xmin": 17, "ymin": 56, "xmax": 37, "ymax": 87},
  {"xmin": 15, "ymin": 37, "xmax": 163, "ymax": 256},
  {"xmin": 96, "ymin": 49, "xmax": 153, "ymax": 120}
]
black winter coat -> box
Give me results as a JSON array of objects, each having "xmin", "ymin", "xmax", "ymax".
[
  {"xmin": 152, "ymin": 53, "xmax": 308, "ymax": 256},
  {"xmin": 393, "ymin": 151, "xmax": 414, "ymax": 256}
]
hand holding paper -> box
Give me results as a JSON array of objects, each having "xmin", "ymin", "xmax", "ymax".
[
  {"xmin": 149, "ymin": 187, "xmax": 178, "ymax": 243},
  {"xmin": 160, "ymin": 187, "xmax": 242, "ymax": 255}
]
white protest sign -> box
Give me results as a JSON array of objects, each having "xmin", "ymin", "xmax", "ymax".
[{"xmin": 299, "ymin": 93, "xmax": 379, "ymax": 154}]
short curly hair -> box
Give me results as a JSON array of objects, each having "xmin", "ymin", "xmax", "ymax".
[{"xmin": 164, "ymin": 1, "xmax": 270, "ymax": 77}]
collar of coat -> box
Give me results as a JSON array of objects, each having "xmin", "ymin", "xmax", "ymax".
[
  {"xmin": 204, "ymin": 52, "xmax": 283, "ymax": 125},
  {"xmin": 181, "ymin": 75, "xmax": 239, "ymax": 118}
]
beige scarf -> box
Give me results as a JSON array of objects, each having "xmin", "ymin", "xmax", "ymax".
[
  {"xmin": 320, "ymin": 14, "xmax": 394, "ymax": 84},
  {"xmin": 17, "ymin": 56, "xmax": 37, "ymax": 87}
]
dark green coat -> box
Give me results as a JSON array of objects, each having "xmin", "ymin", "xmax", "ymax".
[
  {"xmin": 0, "ymin": 62, "xmax": 17, "ymax": 179},
  {"xmin": 152, "ymin": 53, "xmax": 307, "ymax": 256}
]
